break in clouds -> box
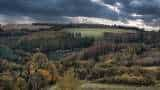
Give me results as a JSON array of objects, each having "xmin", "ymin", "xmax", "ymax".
[{"xmin": 0, "ymin": 0, "xmax": 160, "ymax": 29}]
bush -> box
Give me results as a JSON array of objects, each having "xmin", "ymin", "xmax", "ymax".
[
  {"xmin": 32, "ymin": 52, "xmax": 49, "ymax": 69},
  {"xmin": 55, "ymin": 68, "xmax": 82, "ymax": 90},
  {"xmin": 0, "ymin": 46, "xmax": 17, "ymax": 60}
]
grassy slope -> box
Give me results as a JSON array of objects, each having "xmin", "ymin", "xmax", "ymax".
[{"xmin": 62, "ymin": 28, "xmax": 135, "ymax": 38}]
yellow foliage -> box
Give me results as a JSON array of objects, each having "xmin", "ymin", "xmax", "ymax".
[
  {"xmin": 37, "ymin": 69, "xmax": 59, "ymax": 82},
  {"xmin": 55, "ymin": 69, "xmax": 82, "ymax": 90},
  {"xmin": 37, "ymin": 69, "xmax": 52, "ymax": 81},
  {"xmin": 14, "ymin": 77, "xmax": 27, "ymax": 90},
  {"xmin": 31, "ymin": 52, "xmax": 49, "ymax": 69}
]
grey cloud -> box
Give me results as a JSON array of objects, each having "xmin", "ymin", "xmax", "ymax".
[{"xmin": 0, "ymin": 0, "xmax": 159, "ymax": 27}]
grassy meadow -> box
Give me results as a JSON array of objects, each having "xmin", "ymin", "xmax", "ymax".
[{"xmin": 62, "ymin": 28, "xmax": 135, "ymax": 38}]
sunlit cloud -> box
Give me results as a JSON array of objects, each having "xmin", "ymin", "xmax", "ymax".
[
  {"xmin": 130, "ymin": 13, "xmax": 143, "ymax": 17},
  {"xmin": 91, "ymin": 0, "xmax": 121, "ymax": 14}
]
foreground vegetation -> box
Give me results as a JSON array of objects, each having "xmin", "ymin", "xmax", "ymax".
[{"xmin": 0, "ymin": 27, "xmax": 160, "ymax": 90}]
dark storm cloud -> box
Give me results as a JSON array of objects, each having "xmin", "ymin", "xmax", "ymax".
[
  {"xmin": 104, "ymin": 0, "xmax": 160, "ymax": 20},
  {"xmin": 0, "ymin": 0, "xmax": 112, "ymax": 18},
  {"xmin": 102, "ymin": 0, "xmax": 160, "ymax": 26},
  {"xmin": 0, "ymin": 0, "xmax": 160, "ymax": 26}
]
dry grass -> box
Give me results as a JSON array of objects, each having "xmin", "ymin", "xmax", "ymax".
[{"xmin": 81, "ymin": 83, "xmax": 160, "ymax": 90}]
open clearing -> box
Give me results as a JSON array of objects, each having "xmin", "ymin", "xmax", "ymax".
[{"xmin": 62, "ymin": 28, "xmax": 135, "ymax": 38}]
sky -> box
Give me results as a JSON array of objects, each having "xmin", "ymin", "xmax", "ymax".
[{"xmin": 0, "ymin": 0, "xmax": 160, "ymax": 30}]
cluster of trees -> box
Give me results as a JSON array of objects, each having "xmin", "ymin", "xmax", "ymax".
[
  {"xmin": 0, "ymin": 52, "xmax": 85, "ymax": 90},
  {"xmin": 17, "ymin": 32, "xmax": 94, "ymax": 52},
  {"xmin": 0, "ymin": 52, "xmax": 59, "ymax": 90},
  {"xmin": 103, "ymin": 31, "xmax": 160, "ymax": 45}
]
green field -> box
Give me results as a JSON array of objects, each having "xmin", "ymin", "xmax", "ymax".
[{"xmin": 63, "ymin": 28, "xmax": 135, "ymax": 38}]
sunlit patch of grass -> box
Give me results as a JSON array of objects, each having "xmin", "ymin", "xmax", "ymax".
[{"xmin": 63, "ymin": 28, "xmax": 134, "ymax": 38}]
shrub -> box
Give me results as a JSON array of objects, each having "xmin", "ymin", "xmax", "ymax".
[
  {"xmin": 32, "ymin": 52, "xmax": 48, "ymax": 69},
  {"xmin": 55, "ymin": 68, "xmax": 82, "ymax": 90},
  {"xmin": 0, "ymin": 46, "xmax": 17, "ymax": 60}
]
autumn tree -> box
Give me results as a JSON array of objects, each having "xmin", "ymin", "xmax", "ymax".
[
  {"xmin": 47, "ymin": 63, "xmax": 59, "ymax": 84},
  {"xmin": 13, "ymin": 77, "xmax": 28, "ymax": 90},
  {"xmin": 28, "ymin": 73, "xmax": 48, "ymax": 90},
  {"xmin": 32, "ymin": 52, "xmax": 48, "ymax": 69}
]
